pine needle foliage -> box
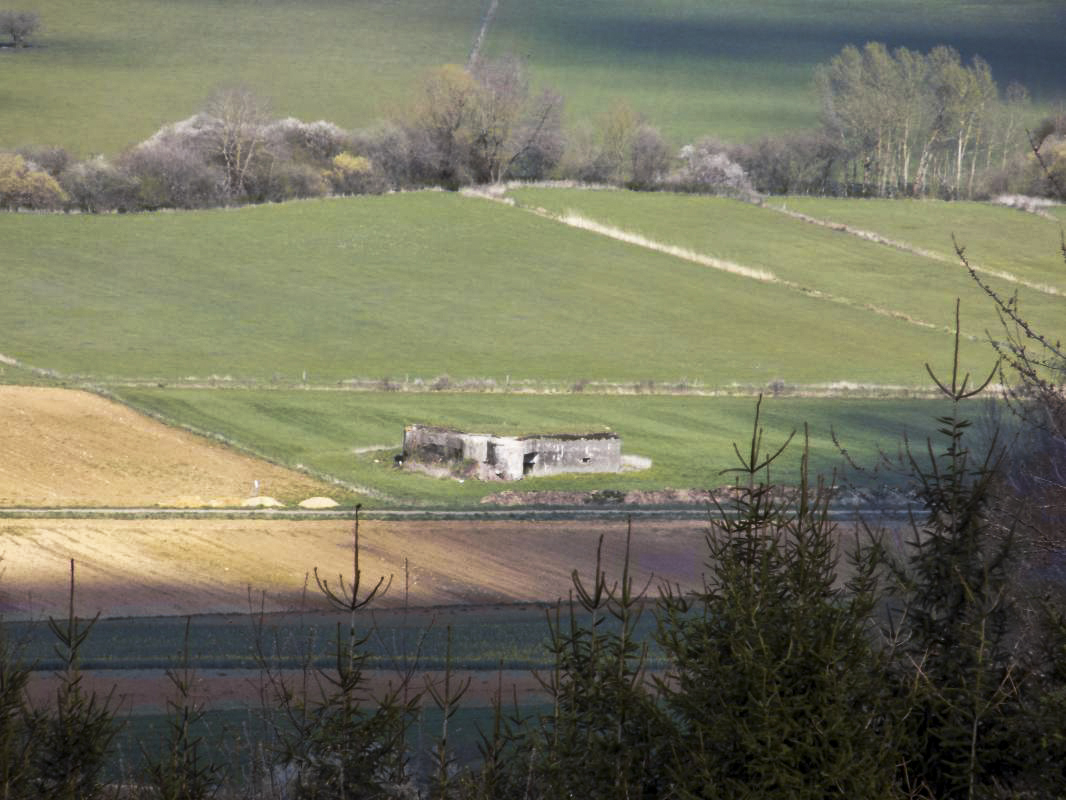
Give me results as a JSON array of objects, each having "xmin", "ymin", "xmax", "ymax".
[
  {"xmin": 255, "ymin": 507, "xmax": 419, "ymax": 800},
  {"xmin": 498, "ymin": 524, "xmax": 670, "ymax": 799},
  {"xmin": 882, "ymin": 302, "xmax": 1028, "ymax": 799},
  {"xmin": 425, "ymin": 626, "xmax": 471, "ymax": 800},
  {"xmin": 0, "ymin": 623, "xmax": 37, "ymax": 799},
  {"xmin": 35, "ymin": 561, "xmax": 119, "ymax": 800},
  {"xmin": 137, "ymin": 617, "xmax": 227, "ymax": 800},
  {"xmin": 656, "ymin": 398, "xmax": 898, "ymax": 800}
]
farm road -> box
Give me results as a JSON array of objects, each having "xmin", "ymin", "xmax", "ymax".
[{"xmin": 0, "ymin": 505, "xmax": 905, "ymax": 521}]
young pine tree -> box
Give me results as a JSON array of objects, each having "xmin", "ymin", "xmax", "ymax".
[
  {"xmin": 35, "ymin": 561, "xmax": 120, "ymax": 800},
  {"xmin": 656, "ymin": 400, "xmax": 898, "ymax": 800},
  {"xmin": 884, "ymin": 304, "xmax": 1031, "ymax": 799},
  {"xmin": 496, "ymin": 526, "xmax": 669, "ymax": 799}
]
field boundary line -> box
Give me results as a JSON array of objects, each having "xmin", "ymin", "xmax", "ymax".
[
  {"xmin": 103, "ymin": 379, "xmax": 942, "ymax": 398},
  {"xmin": 766, "ymin": 203, "xmax": 1065, "ymax": 297},
  {"xmin": 490, "ymin": 197, "xmax": 945, "ymax": 332},
  {"xmin": 554, "ymin": 210, "xmax": 780, "ymax": 282},
  {"xmin": 467, "ymin": 0, "xmax": 500, "ymax": 68},
  {"xmin": 0, "ymin": 505, "xmax": 915, "ymax": 522}
]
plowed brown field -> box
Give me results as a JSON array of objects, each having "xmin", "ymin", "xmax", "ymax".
[
  {"xmin": 0, "ymin": 517, "xmax": 707, "ymax": 620},
  {"xmin": 0, "ymin": 387, "xmax": 334, "ymax": 507}
]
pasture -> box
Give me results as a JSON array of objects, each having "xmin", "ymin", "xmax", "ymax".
[
  {"xmin": 486, "ymin": 0, "xmax": 1066, "ymax": 143},
  {"xmin": 508, "ymin": 188, "xmax": 1066, "ymax": 340},
  {"xmin": 3, "ymin": 188, "xmax": 1053, "ymax": 507},
  {"xmin": 2, "ymin": 1, "xmax": 1063, "ymax": 154},
  {"xmin": 113, "ymin": 387, "xmax": 955, "ymax": 506},
  {"xmin": 776, "ymin": 196, "xmax": 1066, "ymax": 296},
  {"xmin": 0, "ymin": 191, "xmax": 998, "ymax": 388},
  {"xmin": 0, "ymin": 0, "xmax": 483, "ymax": 156}
]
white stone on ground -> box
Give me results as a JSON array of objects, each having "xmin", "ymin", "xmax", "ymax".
[{"xmin": 298, "ymin": 496, "xmax": 339, "ymax": 509}]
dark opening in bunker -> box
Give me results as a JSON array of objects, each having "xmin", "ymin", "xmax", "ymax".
[
  {"xmin": 523, "ymin": 452, "xmax": 538, "ymax": 475},
  {"xmin": 581, "ymin": 457, "xmax": 591, "ymax": 464}
]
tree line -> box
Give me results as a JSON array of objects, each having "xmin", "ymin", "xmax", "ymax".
[
  {"xmin": 3, "ymin": 42, "xmax": 1063, "ymax": 213},
  {"xmin": 817, "ymin": 42, "xmax": 1040, "ymax": 199}
]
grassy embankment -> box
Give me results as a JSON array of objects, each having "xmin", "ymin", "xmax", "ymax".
[
  {"xmin": 10, "ymin": 606, "xmax": 569, "ymax": 671},
  {"xmin": 3, "ymin": 0, "xmax": 1063, "ymax": 154}
]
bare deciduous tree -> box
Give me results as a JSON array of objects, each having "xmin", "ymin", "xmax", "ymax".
[
  {"xmin": 468, "ymin": 56, "xmax": 564, "ymax": 183},
  {"xmin": 0, "ymin": 10, "xmax": 38, "ymax": 47},
  {"xmin": 414, "ymin": 64, "xmax": 481, "ymax": 188},
  {"xmin": 628, "ymin": 123, "xmax": 670, "ymax": 189},
  {"xmin": 202, "ymin": 86, "xmax": 271, "ymax": 199},
  {"xmin": 817, "ymin": 42, "xmax": 1016, "ymax": 198},
  {"xmin": 411, "ymin": 58, "xmax": 565, "ymax": 187}
]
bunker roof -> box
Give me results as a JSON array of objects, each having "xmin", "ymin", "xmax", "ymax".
[{"xmin": 405, "ymin": 424, "xmax": 617, "ymax": 441}]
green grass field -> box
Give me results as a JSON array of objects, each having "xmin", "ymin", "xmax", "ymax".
[
  {"xmin": 5, "ymin": 188, "xmax": 1050, "ymax": 505},
  {"xmin": 507, "ymin": 188, "xmax": 1066, "ymax": 341},
  {"xmin": 0, "ymin": 191, "xmax": 978, "ymax": 388},
  {"xmin": 114, "ymin": 387, "xmax": 956, "ymax": 505},
  {"xmin": 0, "ymin": 0, "xmax": 483, "ymax": 156},
  {"xmin": 11, "ymin": 605, "xmax": 567, "ymax": 670},
  {"xmin": 2, "ymin": 1, "xmax": 1062, "ymax": 154},
  {"xmin": 777, "ymin": 197, "xmax": 1066, "ymax": 296},
  {"xmin": 486, "ymin": 0, "xmax": 1066, "ymax": 144}
]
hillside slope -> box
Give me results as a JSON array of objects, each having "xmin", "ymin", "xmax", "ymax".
[{"xmin": 0, "ymin": 191, "xmax": 984, "ymax": 387}]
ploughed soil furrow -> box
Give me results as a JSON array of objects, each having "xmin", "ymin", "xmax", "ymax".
[
  {"xmin": 0, "ymin": 518, "xmax": 708, "ymax": 620},
  {"xmin": 8, "ymin": 516, "xmax": 702, "ymax": 713}
]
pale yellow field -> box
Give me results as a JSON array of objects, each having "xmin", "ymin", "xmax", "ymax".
[{"xmin": 0, "ymin": 386, "xmax": 335, "ymax": 507}]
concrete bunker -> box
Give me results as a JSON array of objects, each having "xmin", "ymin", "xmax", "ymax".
[{"xmin": 401, "ymin": 424, "xmax": 622, "ymax": 481}]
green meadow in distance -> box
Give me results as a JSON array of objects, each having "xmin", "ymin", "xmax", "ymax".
[
  {"xmin": 0, "ymin": 0, "xmax": 483, "ymax": 156},
  {"xmin": 0, "ymin": 191, "xmax": 991, "ymax": 387},
  {"xmin": 2, "ymin": 1, "xmax": 1063, "ymax": 153},
  {"xmin": 471, "ymin": 0, "xmax": 1064, "ymax": 143},
  {"xmin": 507, "ymin": 188, "xmax": 1066, "ymax": 341}
]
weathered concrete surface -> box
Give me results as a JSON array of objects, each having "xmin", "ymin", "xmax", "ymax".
[{"xmin": 402, "ymin": 425, "xmax": 621, "ymax": 481}]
